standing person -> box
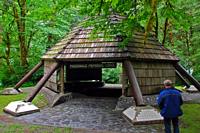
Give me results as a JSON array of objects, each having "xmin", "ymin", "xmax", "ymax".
[{"xmin": 157, "ymin": 79, "xmax": 183, "ymax": 133}]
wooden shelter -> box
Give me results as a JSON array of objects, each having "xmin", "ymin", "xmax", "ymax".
[
  {"xmin": 41, "ymin": 26, "xmax": 179, "ymax": 96},
  {"xmin": 13, "ymin": 15, "xmax": 200, "ymax": 106}
]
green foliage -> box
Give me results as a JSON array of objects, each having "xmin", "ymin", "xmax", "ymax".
[
  {"xmin": 0, "ymin": 0, "xmax": 81, "ymax": 87},
  {"xmin": 162, "ymin": 0, "xmax": 200, "ymax": 80},
  {"xmin": 0, "ymin": 62, "xmax": 43, "ymax": 87},
  {"xmin": 102, "ymin": 64, "xmax": 122, "ymax": 84}
]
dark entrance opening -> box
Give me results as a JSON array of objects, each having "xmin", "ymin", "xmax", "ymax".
[{"xmin": 64, "ymin": 62, "xmax": 122, "ymax": 97}]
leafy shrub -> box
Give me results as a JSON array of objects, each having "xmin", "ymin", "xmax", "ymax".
[
  {"xmin": 102, "ymin": 64, "xmax": 122, "ymax": 84},
  {"xmin": 0, "ymin": 63, "xmax": 43, "ymax": 88}
]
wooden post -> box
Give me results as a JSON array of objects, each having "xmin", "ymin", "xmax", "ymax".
[
  {"xmin": 121, "ymin": 63, "xmax": 128, "ymax": 96},
  {"xmin": 123, "ymin": 60, "xmax": 145, "ymax": 106},
  {"xmin": 14, "ymin": 60, "xmax": 44, "ymax": 92},
  {"xmin": 175, "ymin": 70, "xmax": 190, "ymax": 88},
  {"xmin": 174, "ymin": 63, "xmax": 200, "ymax": 91},
  {"xmin": 60, "ymin": 64, "xmax": 65, "ymax": 94},
  {"xmin": 25, "ymin": 62, "xmax": 59, "ymax": 102}
]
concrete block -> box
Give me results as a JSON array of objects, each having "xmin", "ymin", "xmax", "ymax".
[
  {"xmin": 123, "ymin": 106, "xmax": 163, "ymax": 125},
  {"xmin": 4, "ymin": 101, "xmax": 39, "ymax": 116}
]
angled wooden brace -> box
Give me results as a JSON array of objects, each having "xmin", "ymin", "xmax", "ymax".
[
  {"xmin": 14, "ymin": 61, "xmax": 44, "ymax": 92},
  {"xmin": 175, "ymin": 70, "xmax": 190, "ymax": 88},
  {"xmin": 174, "ymin": 63, "xmax": 200, "ymax": 91},
  {"xmin": 123, "ymin": 60, "xmax": 145, "ymax": 106},
  {"xmin": 25, "ymin": 62, "xmax": 60, "ymax": 102}
]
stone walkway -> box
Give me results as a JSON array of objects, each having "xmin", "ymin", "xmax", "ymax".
[
  {"xmin": 116, "ymin": 92, "xmax": 200, "ymax": 110},
  {"xmin": 15, "ymin": 97, "xmax": 163, "ymax": 133}
]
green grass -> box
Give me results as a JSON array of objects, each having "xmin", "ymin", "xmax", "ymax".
[
  {"xmin": 0, "ymin": 92, "xmax": 48, "ymax": 113},
  {"xmin": 175, "ymin": 85, "xmax": 186, "ymax": 92},
  {"xmin": 180, "ymin": 104, "xmax": 200, "ymax": 133},
  {"xmin": 0, "ymin": 123, "xmax": 72, "ymax": 133},
  {"xmin": 32, "ymin": 93, "xmax": 49, "ymax": 108},
  {"xmin": 21, "ymin": 82, "xmax": 35, "ymax": 87},
  {"xmin": 0, "ymin": 92, "xmax": 72, "ymax": 132},
  {"xmin": 0, "ymin": 93, "xmax": 27, "ymax": 113}
]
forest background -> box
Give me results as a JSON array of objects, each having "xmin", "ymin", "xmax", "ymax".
[{"xmin": 0, "ymin": 0, "xmax": 199, "ymax": 88}]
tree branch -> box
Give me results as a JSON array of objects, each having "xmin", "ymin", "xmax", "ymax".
[
  {"xmin": 0, "ymin": 56, "xmax": 6, "ymax": 59},
  {"xmin": 27, "ymin": 30, "xmax": 37, "ymax": 50}
]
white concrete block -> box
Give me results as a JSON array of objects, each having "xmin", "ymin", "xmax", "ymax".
[
  {"xmin": 4, "ymin": 101, "xmax": 39, "ymax": 116},
  {"xmin": 123, "ymin": 106, "xmax": 163, "ymax": 124},
  {"xmin": 187, "ymin": 85, "xmax": 198, "ymax": 92},
  {"xmin": 122, "ymin": 106, "xmax": 136, "ymax": 121}
]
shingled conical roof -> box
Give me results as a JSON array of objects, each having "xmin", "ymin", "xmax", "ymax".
[{"xmin": 42, "ymin": 16, "xmax": 179, "ymax": 62}]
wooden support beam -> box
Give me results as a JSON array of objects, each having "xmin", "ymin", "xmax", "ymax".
[
  {"xmin": 174, "ymin": 63, "xmax": 200, "ymax": 91},
  {"xmin": 121, "ymin": 62, "xmax": 128, "ymax": 96},
  {"xmin": 14, "ymin": 60, "xmax": 44, "ymax": 92},
  {"xmin": 25, "ymin": 62, "xmax": 59, "ymax": 102},
  {"xmin": 175, "ymin": 70, "xmax": 190, "ymax": 88},
  {"xmin": 123, "ymin": 60, "xmax": 145, "ymax": 106},
  {"xmin": 60, "ymin": 64, "xmax": 65, "ymax": 94}
]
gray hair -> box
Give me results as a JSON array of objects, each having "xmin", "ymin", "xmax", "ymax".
[{"xmin": 163, "ymin": 79, "xmax": 173, "ymax": 87}]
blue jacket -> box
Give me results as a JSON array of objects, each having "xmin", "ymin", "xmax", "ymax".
[{"xmin": 157, "ymin": 88, "xmax": 183, "ymax": 118}]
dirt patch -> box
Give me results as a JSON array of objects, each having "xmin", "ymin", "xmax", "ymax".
[{"xmin": 0, "ymin": 115, "xmax": 16, "ymax": 123}]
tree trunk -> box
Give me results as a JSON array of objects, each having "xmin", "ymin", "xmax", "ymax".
[
  {"xmin": 162, "ymin": 18, "xmax": 168, "ymax": 46},
  {"xmin": 13, "ymin": 0, "xmax": 28, "ymax": 67},
  {"xmin": 4, "ymin": 32, "xmax": 15, "ymax": 73},
  {"xmin": 155, "ymin": 12, "xmax": 158, "ymax": 38},
  {"xmin": 185, "ymin": 31, "xmax": 191, "ymax": 73}
]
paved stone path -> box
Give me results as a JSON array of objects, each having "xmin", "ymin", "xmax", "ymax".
[
  {"xmin": 15, "ymin": 97, "xmax": 163, "ymax": 133},
  {"xmin": 116, "ymin": 92, "xmax": 200, "ymax": 110}
]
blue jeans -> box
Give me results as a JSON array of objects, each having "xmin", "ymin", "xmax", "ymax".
[{"xmin": 164, "ymin": 117, "xmax": 179, "ymax": 133}]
